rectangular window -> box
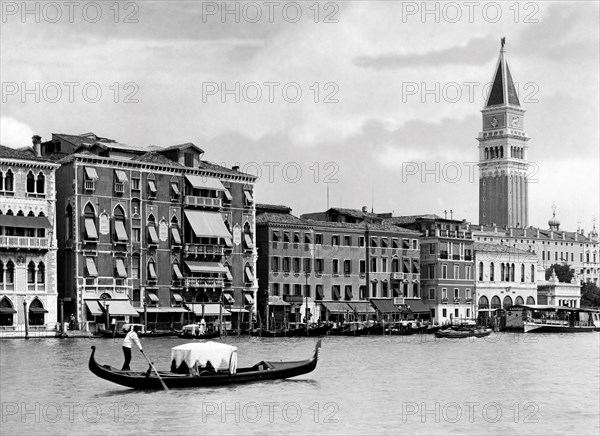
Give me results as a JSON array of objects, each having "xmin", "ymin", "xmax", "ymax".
[
  {"xmin": 272, "ymin": 231, "xmax": 280, "ymax": 242},
  {"xmin": 442, "ymin": 288, "xmax": 447, "ymax": 299},
  {"xmin": 381, "ymin": 258, "xmax": 387, "ymax": 273},
  {"xmin": 332, "ymin": 235, "xmax": 340, "ymax": 246},
  {"xmin": 392, "ymin": 238, "xmax": 399, "ymax": 249},
  {"xmin": 283, "ymin": 257, "xmax": 290, "ymax": 273},
  {"xmin": 131, "ymin": 178, "xmax": 140, "ymax": 190},
  {"xmin": 316, "ymin": 259, "xmax": 324, "ymax": 274},
  {"xmin": 429, "ymin": 243, "xmax": 436, "ymax": 254},
  {"xmin": 454, "ymin": 288, "xmax": 459, "ymax": 299},
  {"xmin": 332, "ymin": 259, "xmax": 339, "ymax": 275},
  {"xmin": 293, "ymin": 258, "xmax": 301, "ymax": 273},
  {"xmin": 402, "ymin": 239, "xmax": 410, "ymax": 249},
  {"xmin": 442, "ymin": 264, "xmax": 447, "ymax": 279},
  {"xmin": 412, "ymin": 240, "xmax": 418, "ymax": 249},
  {"xmin": 454, "ymin": 308, "xmax": 459, "ymax": 317},
  {"xmin": 283, "ymin": 284, "xmax": 290, "ymax": 295},
  {"xmin": 273, "ymin": 283, "xmax": 280, "ymax": 296},
  {"xmin": 305, "ymin": 284, "xmax": 311, "ymax": 298},
  {"xmin": 466, "ymin": 265, "xmax": 472, "ymax": 280},
  {"xmin": 359, "ymin": 237, "xmax": 365, "ymax": 247},
  {"xmin": 293, "ymin": 232, "xmax": 300, "ymax": 243},
  {"xmin": 271, "ymin": 257, "xmax": 279, "ymax": 272},
  {"xmin": 131, "ymin": 257, "xmax": 140, "ymax": 279},
  {"xmin": 466, "ymin": 289, "xmax": 471, "ymax": 300},
  {"xmin": 429, "ymin": 288, "xmax": 435, "ymax": 300},
  {"xmin": 370, "ymin": 237, "xmax": 378, "ymax": 247},
  {"xmin": 315, "ymin": 234, "xmax": 323, "ymax": 245},
  {"xmin": 442, "ymin": 308, "xmax": 447, "ymax": 317},
  {"xmin": 304, "ymin": 233, "xmax": 311, "ymax": 244},
  {"xmin": 359, "ymin": 260, "xmax": 366, "ymax": 274},
  {"xmin": 428, "ymin": 264, "xmax": 435, "ymax": 279},
  {"xmin": 294, "ymin": 284, "xmax": 302, "ymax": 296},
  {"xmin": 147, "ymin": 180, "xmax": 157, "ymax": 196},
  {"xmin": 381, "ymin": 238, "xmax": 388, "ymax": 248},
  {"xmin": 148, "ymin": 263, "xmax": 157, "ymax": 280},
  {"xmin": 304, "ymin": 258, "xmax": 311, "ymax": 273},
  {"xmin": 454, "ymin": 265, "xmax": 460, "ymax": 279},
  {"xmin": 344, "ymin": 235, "xmax": 351, "ymax": 246},
  {"xmin": 343, "ymin": 260, "xmax": 351, "ymax": 275},
  {"xmin": 132, "ymin": 228, "xmax": 141, "ymax": 243}
]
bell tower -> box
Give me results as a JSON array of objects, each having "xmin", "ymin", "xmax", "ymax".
[{"xmin": 478, "ymin": 38, "xmax": 530, "ymax": 228}]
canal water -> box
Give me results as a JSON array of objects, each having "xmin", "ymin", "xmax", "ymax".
[{"xmin": 1, "ymin": 332, "xmax": 598, "ymax": 435}]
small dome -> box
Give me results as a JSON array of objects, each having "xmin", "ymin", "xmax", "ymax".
[{"xmin": 548, "ymin": 212, "xmax": 560, "ymax": 229}]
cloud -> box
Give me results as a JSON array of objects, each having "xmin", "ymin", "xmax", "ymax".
[{"xmin": 0, "ymin": 117, "xmax": 34, "ymax": 148}]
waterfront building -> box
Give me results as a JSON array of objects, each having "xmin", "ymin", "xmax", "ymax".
[
  {"xmin": 473, "ymin": 241, "xmax": 537, "ymax": 325},
  {"xmin": 477, "ymin": 40, "xmax": 530, "ymax": 228},
  {"xmin": 537, "ymin": 268, "xmax": 581, "ymax": 308},
  {"xmin": 39, "ymin": 133, "xmax": 257, "ymax": 332},
  {"xmin": 384, "ymin": 215, "xmax": 475, "ymax": 324},
  {"xmin": 256, "ymin": 205, "xmax": 420, "ymax": 327},
  {"xmin": 0, "ymin": 140, "xmax": 60, "ymax": 337}
]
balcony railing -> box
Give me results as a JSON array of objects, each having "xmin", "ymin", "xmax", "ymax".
[
  {"xmin": 184, "ymin": 196, "xmax": 222, "ymax": 208},
  {"xmin": 391, "ymin": 272, "xmax": 413, "ymax": 281},
  {"xmin": 0, "ymin": 236, "xmax": 50, "ymax": 249},
  {"xmin": 184, "ymin": 278, "xmax": 224, "ymax": 288},
  {"xmin": 184, "ymin": 244, "xmax": 225, "ymax": 256}
]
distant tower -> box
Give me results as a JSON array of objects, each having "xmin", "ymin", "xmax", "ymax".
[
  {"xmin": 478, "ymin": 38, "xmax": 530, "ymax": 228},
  {"xmin": 548, "ymin": 203, "xmax": 560, "ymax": 231}
]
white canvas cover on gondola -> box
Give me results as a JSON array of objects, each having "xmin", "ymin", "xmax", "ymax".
[{"xmin": 171, "ymin": 342, "xmax": 237, "ymax": 374}]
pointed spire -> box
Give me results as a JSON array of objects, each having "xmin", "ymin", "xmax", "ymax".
[{"xmin": 486, "ymin": 37, "xmax": 520, "ymax": 108}]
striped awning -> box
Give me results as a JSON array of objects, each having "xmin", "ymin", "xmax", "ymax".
[
  {"xmin": 185, "ymin": 175, "xmax": 225, "ymax": 191},
  {"xmin": 184, "ymin": 210, "xmax": 231, "ymax": 238}
]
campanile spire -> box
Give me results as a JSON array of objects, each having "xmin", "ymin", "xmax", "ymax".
[{"xmin": 477, "ymin": 38, "xmax": 530, "ymax": 228}]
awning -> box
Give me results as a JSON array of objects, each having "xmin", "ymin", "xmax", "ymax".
[
  {"xmin": 404, "ymin": 299, "xmax": 429, "ymax": 314},
  {"xmin": 28, "ymin": 306, "xmax": 48, "ymax": 313},
  {"xmin": 321, "ymin": 301, "xmax": 350, "ymax": 314},
  {"xmin": 171, "ymin": 182, "xmax": 180, "ymax": 195},
  {"xmin": 185, "ymin": 175, "xmax": 225, "ymax": 191},
  {"xmin": 244, "ymin": 191, "xmax": 254, "ymax": 203},
  {"xmin": 245, "ymin": 266, "xmax": 254, "ymax": 282},
  {"xmin": 223, "ymin": 189, "xmax": 232, "ymax": 201},
  {"xmin": 332, "ymin": 286, "xmax": 341, "ymax": 300},
  {"xmin": 0, "ymin": 215, "xmax": 53, "ymax": 229},
  {"xmin": 173, "ymin": 264, "xmax": 183, "ymax": 280},
  {"xmin": 115, "ymin": 220, "xmax": 128, "ymax": 241},
  {"xmin": 225, "ymin": 269, "xmax": 233, "ymax": 281},
  {"xmin": 345, "ymin": 301, "xmax": 376, "ymax": 314},
  {"xmin": 244, "ymin": 234, "xmax": 254, "ymax": 249},
  {"xmin": 224, "ymin": 237, "xmax": 233, "ymax": 247},
  {"xmin": 171, "ymin": 228, "xmax": 182, "ymax": 245},
  {"xmin": 188, "ymin": 303, "xmax": 231, "ymax": 316},
  {"xmin": 268, "ymin": 296, "xmax": 291, "ymax": 306},
  {"xmin": 403, "ymin": 259, "xmax": 410, "ymax": 273},
  {"xmin": 172, "ymin": 293, "xmax": 183, "ymax": 302},
  {"xmin": 185, "ymin": 261, "xmax": 228, "ymax": 274},
  {"xmin": 224, "ymin": 293, "xmax": 235, "ymax": 304},
  {"xmin": 115, "ymin": 170, "xmax": 128, "ymax": 182},
  {"xmin": 147, "ymin": 292, "xmax": 159, "ymax": 302},
  {"xmin": 115, "ymin": 258, "xmax": 128, "ymax": 278},
  {"xmin": 85, "ymin": 300, "xmax": 103, "ymax": 316},
  {"xmin": 244, "ymin": 294, "xmax": 255, "ymax": 305},
  {"xmin": 370, "ymin": 299, "xmax": 401, "ymax": 314},
  {"xmin": 184, "ymin": 210, "xmax": 231, "ymax": 238},
  {"xmin": 84, "ymin": 218, "xmax": 98, "ymax": 239},
  {"xmin": 84, "ymin": 167, "xmax": 98, "ymax": 180},
  {"xmin": 0, "ymin": 307, "xmax": 17, "ymax": 314},
  {"xmin": 229, "ymin": 308, "xmax": 249, "ymax": 313},
  {"xmin": 148, "ymin": 263, "xmax": 157, "ymax": 279},
  {"xmin": 345, "ymin": 286, "xmax": 353, "ymax": 300},
  {"xmin": 85, "ymin": 257, "xmax": 98, "ymax": 277},
  {"xmin": 148, "ymin": 226, "xmax": 159, "ymax": 243},
  {"xmin": 100, "ymin": 300, "xmax": 139, "ymax": 316},
  {"xmin": 148, "ymin": 180, "xmax": 157, "ymax": 193},
  {"xmin": 412, "ymin": 259, "xmax": 420, "ymax": 272}
]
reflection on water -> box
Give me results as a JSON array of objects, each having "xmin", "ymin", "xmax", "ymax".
[{"xmin": 1, "ymin": 333, "xmax": 598, "ymax": 435}]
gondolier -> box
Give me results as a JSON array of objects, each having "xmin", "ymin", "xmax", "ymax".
[{"xmin": 122, "ymin": 325, "xmax": 143, "ymax": 370}]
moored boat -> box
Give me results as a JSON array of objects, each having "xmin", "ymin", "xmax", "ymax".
[
  {"xmin": 435, "ymin": 327, "xmax": 492, "ymax": 339},
  {"xmin": 177, "ymin": 324, "xmax": 221, "ymax": 339},
  {"xmin": 96, "ymin": 324, "xmax": 175, "ymax": 338},
  {"xmin": 89, "ymin": 340, "xmax": 322, "ymax": 389},
  {"xmin": 517, "ymin": 305, "xmax": 600, "ymax": 333}
]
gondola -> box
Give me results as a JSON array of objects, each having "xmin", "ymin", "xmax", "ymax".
[
  {"xmin": 177, "ymin": 330, "xmax": 221, "ymax": 340},
  {"xmin": 96, "ymin": 325, "xmax": 175, "ymax": 338},
  {"xmin": 287, "ymin": 324, "xmax": 333, "ymax": 337},
  {"xmin": 88, "ymin": 340, "xmax": 322, "ymax": 389},
  {"xmin": 434, "ymin": 327, "xmax": 492, "ymax": 339}
]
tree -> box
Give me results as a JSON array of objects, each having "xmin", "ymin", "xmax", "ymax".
[
  {"xmin": 581, "ymin": 282, "xmax": 600, "ymax": 308},
  {"xmin": 545, "ymin": 263, "xmax": 575, "ymax": 283}
]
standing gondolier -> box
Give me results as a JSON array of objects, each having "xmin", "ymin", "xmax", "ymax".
[{"xmin": 122, "ymin": 325, "xmax": 143, "ymax": 370}]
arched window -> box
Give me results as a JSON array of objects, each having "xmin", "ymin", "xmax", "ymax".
[
  {"xmin": 526, "ymin": 296, "xmax": 535, "ymax": 305},
  {"xmin": 478, "ymin": 262, "xmax": 484, "ymax": 281},
  {"xmin": 0, "ymin": 297, "xmax": 15, "ymax": 326},
  {"xmin": 147, "ymin": 258, "xmax": 157, "ymax": 281},
  {"xmin": 66, "ymin": 204, "xmax": 74, "ymax": 241},
  {"xmin": 530, "ymin": 265, "xmax": 535, "ymax": 283},
  {"xmin": 392, "ymin": 258, "xmax": 399, "ymax": 273},
  {"xmin": 4, "ymin": 170, "xmax": 14, "ymax": 191},
  {"xmin": 503, "ymin": 295, "xmax": 513, "ymax": 309},
  {"xmin": 491, "ymin": 295, "xmax": 501, "ymax": 309},
  {"xmin": 489, "ymin": 262, "xmax": 495, "ymax": 281},
  {"xmin": 28, "ymin": 298, "xmax": 46, "ymax": 326},
  {"xmin": 131, "ymin": 253, "xmax": 140, "ymax": 279},
  {"xmin": 0, "ymin": 170, "xmax": 3, "ymax": 191},
  {"xmin": 515, "ymin": 296, "xmax": 524, "ymax": 305},
  {"xmin": 37, "ymin": 262, "xmax": 45, "ymax": 284},
  {"xmin": 520, "ymin": 264, "xmax": 525, "ymax": 282},
  {"xmin": 113, "ymin": 205, "xmax": 128, "ymax": 242},
  {"xmin": 510, "ymin": 263, "xmax": 515, "ymax": 282},
  {"xmin": 27, "ymin": 261, "xmax": 36, "ymax": 283},
  {"xmin": 500, "ymin": 263, "xmax": 505, "ymax": 281},
  {"xmin": 27, "ymin": 171, "xmax": 36, "ymax": 193},
  {"xmin": 36, "ymin": 172, "xmax": 45, "ymax": 194},
  {"xmin": 478, "ymin": 295, "xmax": 489, "ymax": 308},
  {"xmin": 371, "ymin": 258, "xmax": 377, "ymax": 272},
  {"xmin": 0, "ymin": 261, "xmax": 4, "ymax": 284}
]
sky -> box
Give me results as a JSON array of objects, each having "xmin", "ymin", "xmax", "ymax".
[{"xmin": 1, "ymin": 1, "xmax": 598, "ymax": 233}]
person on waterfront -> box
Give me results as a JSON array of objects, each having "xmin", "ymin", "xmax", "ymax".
[
  {"xmin": 68, "ymin": 314, "xmax": 75, "ymax": 330},
  {"xmin": 121, "ymin": 325, "xmax": 143, "ymax": 371},
  {"xmin": 199, "ymin": 318, "xmax": 206, "ymax": 335}
]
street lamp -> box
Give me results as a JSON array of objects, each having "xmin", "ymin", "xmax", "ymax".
[{"xmin": 142, "ymin": 286, "xmax": 147, "ymax": 332}]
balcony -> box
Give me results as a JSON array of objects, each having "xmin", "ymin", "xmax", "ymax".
[
  {"xmin": 0, "ymin": 236, "xmax": 50, "ymax": 250},
  {"xmin": 184, "ymin": 196, "xmax": 221, "ymax": 208},
  {"xmin": 84, "ymin": 180, "xmax": 95, "ymax": 191},
  {"xmin": 441, "ymin": 298, "xmax": 448, "ymax": 304},
  {"xmin": 393, "ymin": 297, "xmax": 404, "ymax": 305},
  {"xmin": 440, "ymin": 252, "xmax": 449, "ymax": 259},
  {"xmin": 184, "ymin": 278, "xmax": 224, "ymax": 288},
  {"xmin": 452, "ymin": 255, "xmax": 460, "ymax": 260},
  {"xmin": 114, "ymin": 183, "xmax": 124, "ymax": 194},
  {"xmin": 184, "ymin": 244, "xmax": 225, "ymax": 256},
  {"xmin": 391, "ymin": 272, "xmax": 411, "ymax": 281},
  {"xmin": 454, "ymin": 298, "xmax": 461, "ymax": 304},
  {"xmin": 283, "ymin": 295, "xmax": 305, "ymax": 304}
]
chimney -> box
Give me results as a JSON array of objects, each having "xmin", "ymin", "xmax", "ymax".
[
  {"xmin": 536, "ymin": 229, "xmax": 540, "ymax": 238},
  {"xmin": 575, "ymin": 232, "xmax": 578, "ymax": 242},
  {"xmin": 232, "ymin": 165, "xmax": 239, "ymax": 171},
  {"xmin": 362, "ymin": 206, "xmax": 368, "ymax": 213},
  {"xmin": 562, "ymin": 232, "xmax": 566, "ymax": 240},
  {"xmin": 32, "ymin": 135, "xmax": 42, "ymax": 157}
]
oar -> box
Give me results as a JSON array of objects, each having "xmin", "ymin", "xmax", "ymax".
[{"xmin": 141, "ymin": 350, "xmax": 169, "ymax": 391}]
